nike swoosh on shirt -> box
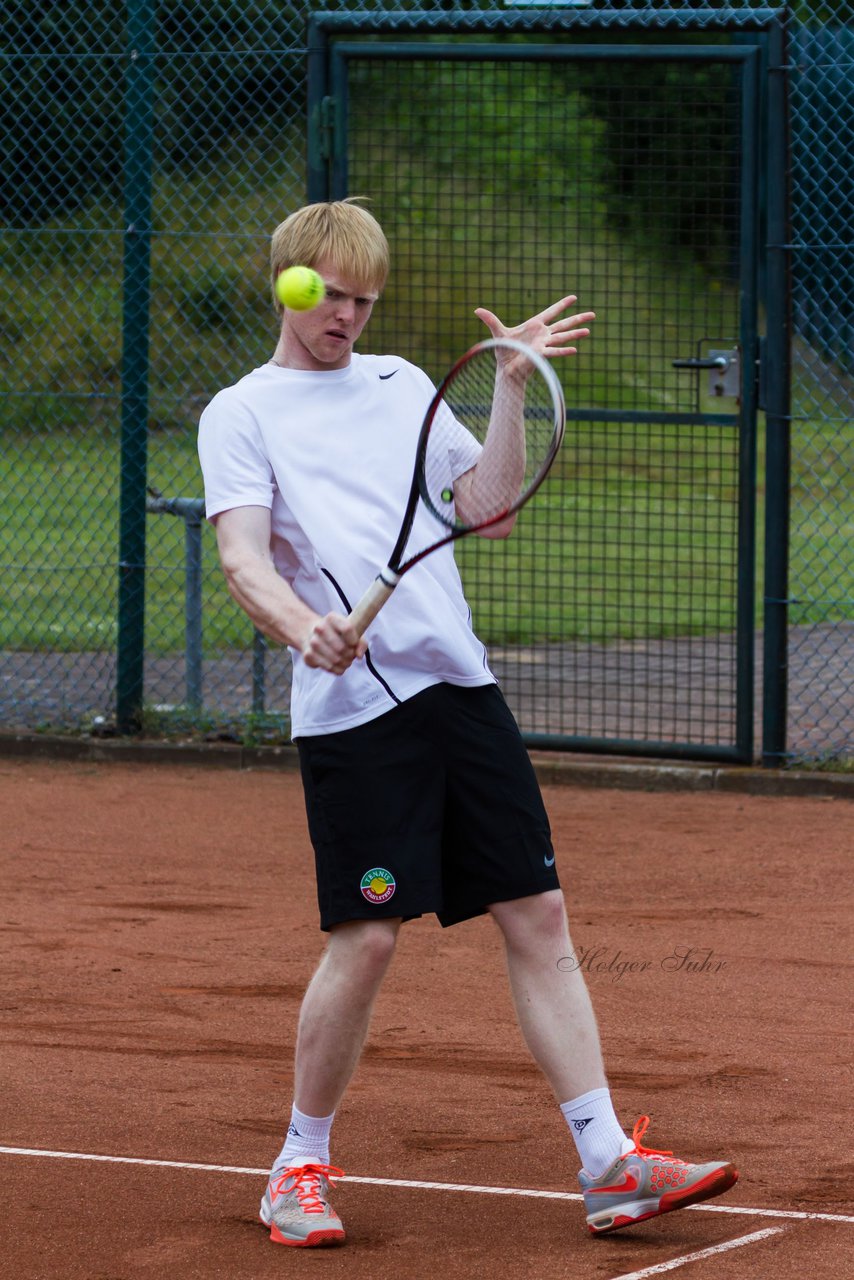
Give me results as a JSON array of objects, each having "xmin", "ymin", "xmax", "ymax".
[
  {"xmin": 544, "ymin": 854, "xmax": 556, "ymax": 867},
  {"xmin": 378, "ymin": 370, "xmax": 398, "ymax": 380}
]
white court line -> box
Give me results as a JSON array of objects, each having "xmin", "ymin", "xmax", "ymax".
[
  {"xmin": 2, "ymin": 1146, "xmax": 854, "ymax": 1226},
  {"xmin": 610, "ymin": 1226, "xmax": 786, "ymax": 1279}
]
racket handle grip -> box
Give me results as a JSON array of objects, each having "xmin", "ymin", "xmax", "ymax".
[{"xmin": 348, "ymin": 570, "xmax": 400, "ymax": 637}]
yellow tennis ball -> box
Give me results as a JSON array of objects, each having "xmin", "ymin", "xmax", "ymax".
[{"xmin": 275, "ymin": 265, "xmax": 325, "ymax": 311}]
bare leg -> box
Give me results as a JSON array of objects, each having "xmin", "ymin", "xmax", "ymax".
[
  {"xmin": 293, "ymin": 918, "xmax": 401, "ymax": 1116},
  {"xmin": 489, "ymin": 890, "xmax": 607, "ymax": 1101}
]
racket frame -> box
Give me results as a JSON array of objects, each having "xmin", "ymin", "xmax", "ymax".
[{"xmin": 349, "ymin": 337, "xmax": 566, "ymax": 635}]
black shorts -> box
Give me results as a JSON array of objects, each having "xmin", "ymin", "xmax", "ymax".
[{"xmin": 296, "ymin": 682, "xmax": 559, "ymax": 931}]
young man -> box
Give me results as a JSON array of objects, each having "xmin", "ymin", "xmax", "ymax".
[{"xmin": 198, "ymin": 199, "xmax": 738, "ymax": 1248}]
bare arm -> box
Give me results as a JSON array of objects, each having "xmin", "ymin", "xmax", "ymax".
[
  {"xmin": 454, "ymin": 294, "xmax": 595, "ymax": 539},
  {"xmin": 214, "ymin": 505, "xmax": 366, "ymax": 675},
  {"xmin": 452, "ymin": 363, "xmax": 528, "ymax": 539}
]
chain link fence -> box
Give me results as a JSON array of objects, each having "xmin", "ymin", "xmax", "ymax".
[
  {"xmin": 785, "ymin": 21, "xmax": 853, "ymax": 762},
  {"xmin": 0, "ymin": 1, "xmax": 851, "ymax": 765}
]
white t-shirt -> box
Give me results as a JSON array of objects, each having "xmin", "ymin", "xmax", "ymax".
[{"xmin": 198, "ymin": 353, "xmax": 496, "ymax": 736}]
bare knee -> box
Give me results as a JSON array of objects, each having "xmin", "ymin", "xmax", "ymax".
[
  {"xmin": 489, "ymin": 890, "xmax": 568, "ymax": 953},
  {"xmin": 325, "ymin": 917, "xmax": 401, "ymax": 983}
]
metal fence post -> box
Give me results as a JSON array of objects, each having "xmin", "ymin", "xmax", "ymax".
[
  {"xmin": 252, "ymin": 630, "xmax": 267, "ymax": 715},
  {"xmin": 146, "ymin": 497, "xmax": 206, "ymax": 713},
  {"xmin": 117, "ymin": 0, "xmax": 156, "ymax": 732},
  {"xmin": 762, "ymin": 16, "xmax": 793, "ymax": 767},
  {"xmin": 184, "ymin": 507, "xmax": 204, "ymax": 711}
]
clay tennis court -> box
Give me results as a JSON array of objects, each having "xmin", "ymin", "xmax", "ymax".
[{"xmin": 1, "ymin": 754, "xmax": 851, "ymax": 1279}]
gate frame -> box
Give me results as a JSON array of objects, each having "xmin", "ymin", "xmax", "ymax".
[{"xmin": 306, "ymin": 5, "xmax": 791, "ymax": 765}]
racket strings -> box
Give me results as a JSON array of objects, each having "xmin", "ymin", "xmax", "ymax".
[{"xmin": 421, "ymin": 349, "xmax": 559, "ymax": 530}]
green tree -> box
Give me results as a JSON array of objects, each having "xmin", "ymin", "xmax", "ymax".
[{"xmin": 0, "ymin": 1, "xmax": 302, "ymax": 225}]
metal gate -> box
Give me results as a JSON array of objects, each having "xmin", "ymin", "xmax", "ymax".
[{"xmin": 307, "ymin": 13, "xmax": 784, "ymax": 763}]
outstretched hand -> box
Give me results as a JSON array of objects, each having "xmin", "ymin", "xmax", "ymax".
[{"xmin": 475, "ymin": 295, "xmax": 595, "ymax": 371}]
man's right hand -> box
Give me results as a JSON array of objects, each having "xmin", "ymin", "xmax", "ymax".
[
  {"xmin": 215, "ymin": 508, "xmax": 368, "ymax": 675},
  {"xmin": 302, "ymin": 613, "xmax": 368, "ymax": 675}
]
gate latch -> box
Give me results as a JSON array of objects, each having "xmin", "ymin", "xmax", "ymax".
[{"xmin": 672, "ymin": 347, "xmax": 740, "ymax": 401}]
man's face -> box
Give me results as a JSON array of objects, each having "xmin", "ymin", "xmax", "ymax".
[{"xmin": 278, "ymin": 255, "xmax": 379, "ymax": 371}]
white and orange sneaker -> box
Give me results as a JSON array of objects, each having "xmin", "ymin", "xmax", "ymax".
[
  {"xmin": 578, "ymin": 1116, "xmax": 738, "ymax": 1235},
  {"xmin": 259, "ymin": 1160, "xmax": 346, "ymax": 1247}
]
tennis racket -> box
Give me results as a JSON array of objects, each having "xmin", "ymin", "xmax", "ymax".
[{"xmin": 348, "ymin": 336, "xmax": 566, "ymax": 635}]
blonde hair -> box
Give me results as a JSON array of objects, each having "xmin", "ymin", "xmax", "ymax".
[{"xmin": 270, "ymin": 197, "xmax": 389, "ymax": 315}]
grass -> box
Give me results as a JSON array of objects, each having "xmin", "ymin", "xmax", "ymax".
[
  {"xmin": 0, "ymin": 422, "xmax": 252, "ymax": 654},
  {"xmin": 4, "ymin": 391, "xmax": 848, "ymax": 655},
  {"xmin": 0, "ymin": 374, "xmax": 753, "ymax": 653},
  {"xmin": 458, "ymin": 421, "xmax": 745, "ymax": 645},
  {"xmin": 1, "ymin": 131, "xmax": 851, "ymax": 659},
  {"xmin": 795, "ymin": 752, "xmax": 854, "ymax": 773},
  {"xmin": 136, "ymin": 702, "xmax": 290, "ymax": 746}
]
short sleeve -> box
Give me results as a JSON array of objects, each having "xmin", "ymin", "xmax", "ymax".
[
  {"xmin": 432, "ymin": 401, "xmax": 483, "ymax": 478},
  {"xmin": 197, "ymin": 389, "xmax": 275, "ymax": 520}
]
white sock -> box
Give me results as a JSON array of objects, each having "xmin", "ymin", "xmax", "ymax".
[
  {"xmin": 560, "ymin": 1087, "xmax": 633, "ymax": 1178},
  {"xmin": 272, "ymin": 1104, "xmax": 335, "ymax": 1172}
]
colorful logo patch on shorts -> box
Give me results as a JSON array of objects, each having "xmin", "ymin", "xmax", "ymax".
[{"xmin": 360, "ymin": 867, "xmax": 396, "ymax": 904}]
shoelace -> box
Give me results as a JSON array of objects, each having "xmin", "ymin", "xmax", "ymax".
[
  {"xmin": 271, "ymin": 1162, "xmax": 344, "ymax": 1214},
  {"xmin": 631, "ymin": 1116, "xmax": 688, "ymax": 1168}
]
